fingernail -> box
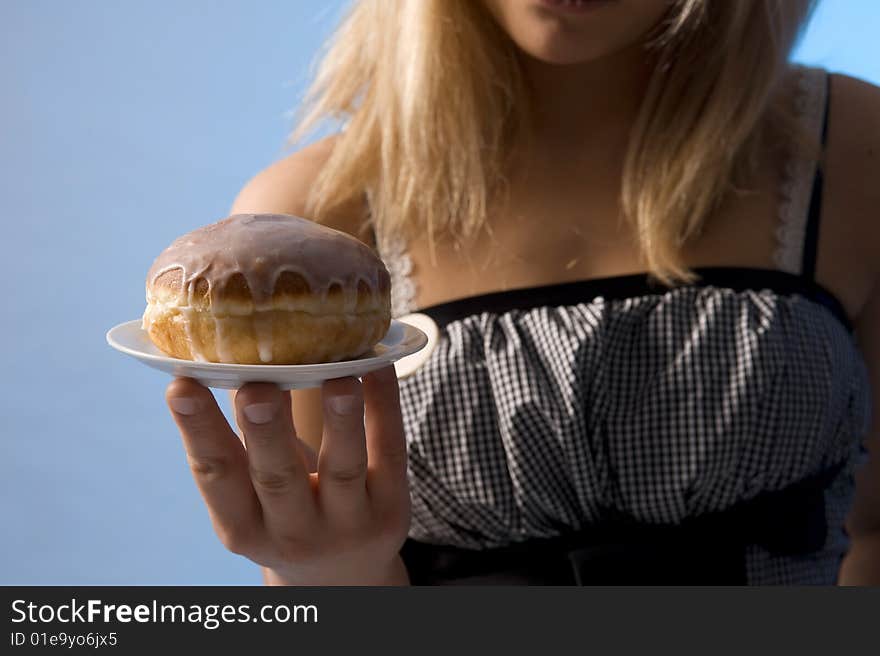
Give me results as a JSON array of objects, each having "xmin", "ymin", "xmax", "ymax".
[
  {"xmin": 329, "ymin": 395, "xmax": 359, "ymax": 415},
  {"xmin": 244, "ymin": 402, "xmax": 276, "ymax": 425},
  {"xmin": 169, "ymin": 397, "xmax": 199, "ymax": 416}
]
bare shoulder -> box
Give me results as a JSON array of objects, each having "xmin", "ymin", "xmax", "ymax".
[
  {"xmin": 828, "ymin": 72, "xmax": 880, "ymax": 149},
  {"xmin": 829, "ymin": 72, "xmax": 880, "ymax": 174},
  {"xmin": 815, "ymin": 71, "xmax": 880, "ymax": 325},
  {"xmin": 826, "ymin": 72, "xmax": 880, "ymax": 257},
  {"xmin": 835, "ymin": 74, "xmax": 880, "ymax": 540},
  {"xmin": 230, "ymin": 136, "xmax": 370, "ymax": 242}
]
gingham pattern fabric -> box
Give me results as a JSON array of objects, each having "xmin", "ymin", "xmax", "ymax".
[
  {"xmin": 397, "ymin": 291, "xmax": 871, "ymax": 584},
  {"xmin": 377, "ymin": 66, "xmax": 873, "ymax": 584}
]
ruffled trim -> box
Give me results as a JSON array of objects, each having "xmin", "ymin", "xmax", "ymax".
[
  {"xmin": 366, "ymin": 185, "xmax": 418, "ymax": 318},
  {"xmin": 772, "ymin": 65, "xmax": 828, "ymax": 274},
  {"xmin": 377, "ymin": 229, "xmax": 418, "ymax": 318}
]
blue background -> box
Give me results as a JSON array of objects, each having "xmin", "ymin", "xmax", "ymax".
[{"xmin": 1, "ymin": 0, "xmax": 878, "ymax": 584}]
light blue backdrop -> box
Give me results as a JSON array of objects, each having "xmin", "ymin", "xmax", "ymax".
[{"xmin": 1, "ymin": 1, "xmax": 877, "ymax": 584}]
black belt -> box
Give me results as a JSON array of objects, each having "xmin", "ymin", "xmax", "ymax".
[{"xmin": 400, "ymin": 463, "xmax": 846, "ymax": 585}]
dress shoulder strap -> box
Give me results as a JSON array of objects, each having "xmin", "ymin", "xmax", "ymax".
[
  {"xmin": 800, "ymin": 72, "xmax": 832, "ymax": 282},
  {"xmin": 773, "ymin": 66, "xmax": 831, "ymax": 277}
]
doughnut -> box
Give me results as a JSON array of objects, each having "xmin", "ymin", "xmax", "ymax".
[{"xmin": 142, "ymin": 213, "xmax": 391, "ymax": 364}]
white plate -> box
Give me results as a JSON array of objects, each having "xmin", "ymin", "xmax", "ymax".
[
  {"xmin": 392, "ymin": 312, "xmax": 440, "ymax": 379},
  {"xmin": 106, "ymin": 319, "xmax": 429, "ymax": 390}
]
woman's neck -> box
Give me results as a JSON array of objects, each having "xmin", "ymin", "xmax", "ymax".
[{"xmin": 518, "ymin": 43, "xmax": 652, "ymax": 148}]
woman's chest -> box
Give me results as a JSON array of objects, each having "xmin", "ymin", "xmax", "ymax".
[
  {"xmin": 392, "ymin": 145, "xmax": 870, "ymax": 327},
  {"xmin": 398, "ymin": 292, "xmax": 872, "ymax": 518}
]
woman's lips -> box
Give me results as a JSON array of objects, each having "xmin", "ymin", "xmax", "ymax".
[{"xmin": 538, "ymin": 0, "xmax": 617, "ymax": 15}]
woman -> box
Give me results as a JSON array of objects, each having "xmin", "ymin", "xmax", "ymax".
[{"xmin": 165, "ymin": 0, "xmax": 880, "ymax": 584}]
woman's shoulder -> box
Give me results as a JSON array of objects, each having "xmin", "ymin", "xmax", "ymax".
[
  {"xmin": 769, "ymin": 64, "xmax": 879, "ymax": 322},
  {"xmin": 824, "ymin": 70, "xmax": 880, "ymax": 294},
  {"xmin": 826, "ymin": 70, "xmax": 880, "ymax": 193},
  {"xmin": 777, "ymin": 65, "xmax": 880, "ymax": 321},
  {"xmin": 781, "ymin": 63, "xmax": 878, "ymax": 160},
  {"xmin": 821, "ymin": 71, "xmax": 880, "ymax": 540},
  {"xmin": 229, "ymin": 135, "xmax": 370, "ymax": 242},
  {"xmin": 826, "ymin": 68, "xmax": 880, "ymax": 162}
]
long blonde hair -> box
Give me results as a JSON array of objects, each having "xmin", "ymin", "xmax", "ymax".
[{"xmin": 292, "ymin": 0, "xmax": 818, "ymax": 284}]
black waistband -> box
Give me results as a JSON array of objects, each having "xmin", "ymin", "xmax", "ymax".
[
  {"xmin": 417, "ymin": 266, "xmax": 852, "ymax": 334},
  {"xmin": 400, "ymin": 461, "xmax": 846, "ymax": 585}
]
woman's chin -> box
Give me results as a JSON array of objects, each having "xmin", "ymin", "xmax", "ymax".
[{"xmin": 518, "ymin": 42, "xmax": 619, "ymax": 66}]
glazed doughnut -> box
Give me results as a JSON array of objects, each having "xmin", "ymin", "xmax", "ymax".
[{"xmin": 142, "ymin": 213, "xmax": 391, "ymax": 364}]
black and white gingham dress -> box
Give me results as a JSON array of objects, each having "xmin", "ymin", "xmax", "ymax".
[{"xmin": 375, "ymin": 66, "xmax": 872, "ymax": 585}]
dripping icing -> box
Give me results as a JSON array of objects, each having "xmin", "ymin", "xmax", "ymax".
[{"xmin": 143, "ymin": 213, "xmax": 389, "ymax": 363}]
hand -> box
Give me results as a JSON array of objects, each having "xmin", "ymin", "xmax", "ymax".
[{"xmin": 164, "ymin": 365, "xmax": 411, "ymax": 585}]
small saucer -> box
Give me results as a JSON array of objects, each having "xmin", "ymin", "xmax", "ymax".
[{"xmin": 106, "ymin": 318, "xmax": 428, "ymax": 390}]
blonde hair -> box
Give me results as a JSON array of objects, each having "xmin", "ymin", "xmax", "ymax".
[{"xmin": 292, "ymin": 0, "xmax": 818, "ymax": 284}]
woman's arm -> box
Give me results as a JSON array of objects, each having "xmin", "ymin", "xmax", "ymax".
[
  {"xmin": 839, "ymin": 277, "xmax": 880, "ymax": 584},
  {"xmin": 830, "ymin": 74, "xmax": 880, "ymax": 584}
]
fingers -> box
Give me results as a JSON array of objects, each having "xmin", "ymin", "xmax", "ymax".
[
  {"xmin": 318, "ymin": 377, "xmax": 369, "ymax": 521},
  {"xmin": 362, "ymin": 365, "xmax": 408, "ymax": 504},
  {"xmin": 281, "ymin": 391, "xmax": 319, "ymax": 474},
  {"xmin": 233, "ymin": 382, "xmax": 316, "ymax": 535},
  {"xmin": 166, "ymin": 378, "xmax": 264, "ymax": 553},
  {"xmin": 232, "ymin": 389, "xmax": 317, "ymax": 473}
]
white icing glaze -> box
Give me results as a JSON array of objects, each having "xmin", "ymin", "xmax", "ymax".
[
  {"xmin": 254, "ymin": 313, "xmax": 274, "ymax": 363},
  {"xmin": 143, "ymin": 213, "xmax": 389, "ymax": 363},
  {"xmin": 179, "ymin": 306, "xmax": 207, "ymax": 362},
  {"xmin": 214, "ymin": 316, "xmax": 235, "ymax": 363}
]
